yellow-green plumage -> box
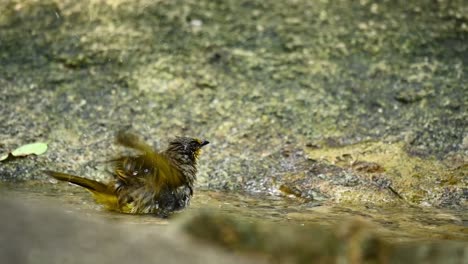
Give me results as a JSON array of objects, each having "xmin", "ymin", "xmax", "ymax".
[
  {"xmin": 44, "ymin": 132, "xmax": 209, "ymax": 216},
  {"xmin": 43, "ymin": 170, "xmax": 122, "ymax": 211}
]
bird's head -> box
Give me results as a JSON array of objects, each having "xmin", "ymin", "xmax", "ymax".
[{"xmin": 165, "ymin": 137, "xmax": 209, "ymax": 164}]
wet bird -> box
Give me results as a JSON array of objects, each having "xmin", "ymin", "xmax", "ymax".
[{"xmin": 44, "ymin": 131, "xmax": 209, "ymax": 217}]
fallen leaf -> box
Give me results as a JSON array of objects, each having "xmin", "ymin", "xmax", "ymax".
[
  {"xmin": 0, "ymin": 153, "xmax": 9, "ymax": 161},
  {"xmin": 11, "ymin": 142, "xmax": 48, "ymax": 157}
]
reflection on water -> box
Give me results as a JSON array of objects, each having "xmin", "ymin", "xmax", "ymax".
[{"xmin": 1, "ymin": 181, "xmax": 467, "ymax": 242}]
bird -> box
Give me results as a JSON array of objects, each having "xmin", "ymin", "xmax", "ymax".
[{"xmin": 44, "ymin": 131, "xmax": 209, "ymax": 217}]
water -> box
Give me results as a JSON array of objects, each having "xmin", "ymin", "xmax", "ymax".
[{"xmin": 1, "ymin": 181, "xmax": 467, "ymax": 242}]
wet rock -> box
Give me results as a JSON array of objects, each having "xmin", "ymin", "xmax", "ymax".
[
  {"xmin": 0, "ymin": 197, "xmax": 260, "ymax": 264},
  {"xmin": 305, "ymin": 142, "xmax": 467, "ymax": 207},
  {"xmin": 0, "ymin": 0, "xmax": 466, "ymax": 209},
  {"xmin": 181, "ymin": 210, "xmax": 468, "ymax": 264}
]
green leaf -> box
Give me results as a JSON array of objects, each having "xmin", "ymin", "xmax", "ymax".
[{"xmin": 11, "ymin": 142, "xmax": 48, "ymax": 157}]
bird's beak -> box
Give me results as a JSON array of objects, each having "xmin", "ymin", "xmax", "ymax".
[{"xmin": 200, "ymin": 140, "xmax": 210, "ymax": 147}]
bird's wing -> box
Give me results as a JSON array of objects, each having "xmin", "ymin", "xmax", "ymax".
[{"xmin": 115, "ymin": 131, "xmax": 184, "ymax": 189}]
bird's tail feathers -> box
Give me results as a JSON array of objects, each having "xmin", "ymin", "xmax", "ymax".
[{"xmin": 43, "ymin": 170, "xmax": 113, "ymax": 195}]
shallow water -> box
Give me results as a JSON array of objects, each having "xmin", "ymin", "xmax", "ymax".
[{"xmin": 1, "ymin": 182, "xmax": 467, "ymax": 242}]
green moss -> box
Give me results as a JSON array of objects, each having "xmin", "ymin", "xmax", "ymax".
[{"xmin": 304, "ymin": 141, "xmax": 467, "ymax": 207}]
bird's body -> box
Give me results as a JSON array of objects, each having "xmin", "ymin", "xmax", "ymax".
[{"xmin": 44, "ymin": 132, "xmax": 209, "ymax": 216}]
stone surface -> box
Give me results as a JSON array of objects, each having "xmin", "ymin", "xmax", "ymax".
[
  {"xmin": 0, "ymin": 0, "xmax": 466, "ymax": 207},
  {"xmin": 0, "ymin": 197, "xmax": 263, "ymax": 264},
  {"xmin": 1, "ymin": 197, "xmax": 466, "ymax": 264}
]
